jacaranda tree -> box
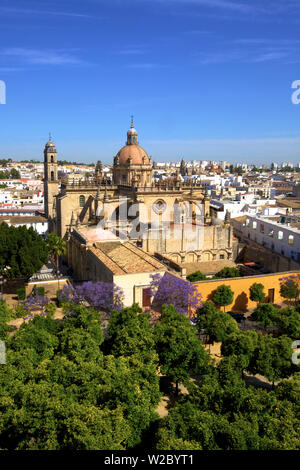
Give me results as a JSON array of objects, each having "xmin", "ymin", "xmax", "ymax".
[
  {"xmin": 58, "ymin": 281, "xmax": 124, "ymax": 314},
  {"xmin": 279, "ymin": 275, "xmax": 300, "ymax": 304},
  {"xmin": 150, "ymin": 273, "xmax": 202, "ymax": 318}
]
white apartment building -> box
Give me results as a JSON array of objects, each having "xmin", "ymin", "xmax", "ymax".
[
  {"xmin": 210, "ymin": 194, "xmax": 279, "ymax": 221},
  {"xmin": 235, "ymin": 214, "xmax": 300, "ymax": 262},
  {"xmin": 0, "ymin": 215, "xmax": 49, "ymax": 237}
]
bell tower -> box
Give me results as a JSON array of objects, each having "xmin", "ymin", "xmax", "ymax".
[{"xmin": 44, "ymin": 134, "xmax": 58, "ymax": 220}]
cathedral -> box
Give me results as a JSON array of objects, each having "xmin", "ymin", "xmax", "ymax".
[{"xmin": 44, "ymin": 120, "xmax": 236, "ymax": 284}]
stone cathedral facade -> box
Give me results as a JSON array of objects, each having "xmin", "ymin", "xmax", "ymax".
[{"xmin": 43, "ymin": 121, "xmax": 235, "ymax": 270}]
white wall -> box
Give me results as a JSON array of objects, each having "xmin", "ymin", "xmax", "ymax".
[
  {"xmin": 241, "ymin": 215, "xmax": 300, "ymax": 261},
  {"xmin": 114, "ymin": 270, "xmax": 165, "ymax": 307}
]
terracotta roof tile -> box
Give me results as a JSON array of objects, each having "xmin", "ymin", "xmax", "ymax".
[
  {"xmin": 88, "ymin": 246, "xmax": 125, "ymax": 275},
  {"xmin": 91, "ymin": 241, "xmax": 165, "ymax": 275}
]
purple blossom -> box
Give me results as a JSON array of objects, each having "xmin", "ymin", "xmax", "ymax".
[
  {"xmin": 58, "ymin": 281, "xmax": 124, "ymax": 315},
  {"xmin": 150, "ymin": 273, "xmax": 202, "ymax": 318},
  {"xmin": 279, "ymin": 274, "xmax": 300, "ymax": 286},
  {"xmin": 22, "ymin": 295, "xmax": 51, "ymax": 321}
]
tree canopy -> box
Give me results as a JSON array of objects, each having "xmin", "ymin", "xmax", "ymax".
[
  {"xmin": 196, "ymin": 301, "xmax": 238, "ymax": 344},
  {"xmin": 251, "ymin": 303, "xmax": 279, "ymax": 330},
  {"xmin": 46, "ymin": 233, "xmax": 67, "ymax": 274},
  {"xmin": 186, "ymin": 271, "xmax": 207, "ymax": 282},
  {"xmin": 0, "ymin": 280, "xmax": 299, "ymax": 450},
  {"xmin": 155, "ymin": 360, "xmax": 300, "ymax": 450},
  {"xmin": 150, "ymin": 273, "xmax": 202, "ymax": 317},
  {"xmin": 280, "ymin": 280, "xmax": 300, "ymax": 303},
  {"xmin": 249, "ymin": 283, "xmax": 266, "ymax": 305},
  {"xmin": 0, "ymin": 168, "xmax": 20, "ymax": 179},
  {"xmin": 0, "ymin": 223, "xmax": 48, "ymax": 279},
  {"xmin": 214, "ymin": 267, "xmax": 240, "ymax": 279},
  {"xmin": 154, "ymin": 305, "xmax": 210, "ymax": 394},
  {"xmin": 0, "ymin": 304, "xmax": 161, "ymax": 450},
  {"xmin": 212, "ymin": 285, "xmax": 234, "ymax": 312}
]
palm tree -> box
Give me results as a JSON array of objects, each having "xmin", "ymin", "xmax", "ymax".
[{"xmin": 46, "ymin": 233, "xmax": 67, "ymax": 288}]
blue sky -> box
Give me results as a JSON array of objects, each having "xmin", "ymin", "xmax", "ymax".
[{"xmin": 1, "ymin": 0, "xmax": 300, "ymax": 164}]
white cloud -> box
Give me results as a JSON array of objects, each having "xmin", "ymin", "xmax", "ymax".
[
  {"xmin": 1, "ymin": 48, "xmax": 86, "ymax": 66},
  {"xmin": 0, "ymin": 7, "xmax": 94, "ymax": 19},
  {"xmin": 192, "ymin": 35, "xmax": 300, "ymax": 64}
]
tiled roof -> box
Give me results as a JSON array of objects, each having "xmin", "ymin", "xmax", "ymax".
[
  {"xmin": 90, "ymin": 241, "xmax": 165, "ymax": 275},
  {"xmin": 182, "ymin": 260, "xmax": 237, "ymax": 276},
  {"xmin": 89, "ymin": 246, "xmax": 125, "ymax": 275},
  {"xmin": 0, "ymin": 216, "xmax": 48, "ymax": 224},
  {"xmin": 76, "ymin": 227, "xmax": 120, "ymax": 244}
]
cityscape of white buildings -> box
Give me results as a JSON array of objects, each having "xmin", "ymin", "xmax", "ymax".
[{"xmin": 1, "ymin": 157, "xmax": 300, "ymax": 253}]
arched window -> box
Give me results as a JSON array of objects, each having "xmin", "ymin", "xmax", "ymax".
[
  {"xmin": 51, "ymin": 156, "xmax": 54, "ymax": 163},
  {"xmin": 51, "ymin": 171, "xmax": 55, "ymax": 182},
  {"xmin": 79, "ymin": 195, "xmax": 85, "ymax": 208}
]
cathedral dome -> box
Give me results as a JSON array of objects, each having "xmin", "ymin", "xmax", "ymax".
[
  {"xmin": 115, "ymin": 118, "xmax": 151, "ymax": 166},
  {"xmin": 116, "ymin": 144, "xmax": 150, "ymax": 166}
]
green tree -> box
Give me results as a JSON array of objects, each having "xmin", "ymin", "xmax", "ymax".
[
  {"xmin": 0, "ymin": 223, "xmax": 48, "ymax": 279},
  {"xmin": 251, "ymin": 335, "xmax": 293, "ymax": 387},
  {"xmin": 0, "ymin": 305, "xmax": 161, "ymax": 449},
  {"xmin": 214, "ymin": 267, "xmax": 240, "ymax": 279},
  {"xmin": 0, "ymin": 301, "xmax": 14, "ymax": 340},
  {"xmin": 275, "ymin": 372, "xmax": 300, "ymax": 415},
  {"xmin": 206, "ymin": 311, "xmax": 238, "ymax": 345},
  {"xmin": 10, "ymin": 320, "xmax": 59, "ymax": 366},
  {"xmin": 155, "ymin": 305, "xmax": 210, "ymax": 394},
  {"xmin": 186, "ymin": 271, "xmax": 207, "ymax": 282},
  {"xmin": 0, "ymin": 380, "xmax": 129, "ymax": 450},
  {"xmin": 251, "ymin": 303, "xmax": 279, "ymax": 330},
  {"xmin": 154, "ymin": 349, "xmax": 300, "ymax": 451},
  {"xmin": 221, "ymin": 330, "xmax": 259, "ymax": 376},
  {"xmin": 46, "ymin": 233, "xmax": 67, "ymax": 287},
  {"xmin": 196, "ymin": 301, "xmax": 238, "ymax": 345},
  {"xmin": 212, "ymin": 285, "xmax": 234, "ymax": 312},
  {"xmin": 195, "ymin": 301, "xmax": 219, "ymax": 333},
  {"xmin": 276, "ymin": 307, "xmax": 300, "ymax": 338},
  {"xmin": 249, "ymin": 283, "xmax": 266, "ymax": 306},
  {"xmin": 156, "ymin": 428, "xmax": 202, "ymax": 450},
  {"xmin": 155, "ymin": 356, "xmax": 300, "ymax": 450},
  {"xmin": 10, "ymin": 168, "xmax": 21, "ymax": 179},
  {"xmin": 108, "ymin": 304, "xmax": 157, "ymax": 363},
  {"xmin": 280, "ymin": 280, "xmax": 300, "ymax": 304}
]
